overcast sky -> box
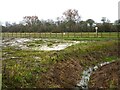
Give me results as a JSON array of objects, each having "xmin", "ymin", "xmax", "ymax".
[{"xmin": 0, "ymin": 0, "xmax": 119, "ymax": 24}]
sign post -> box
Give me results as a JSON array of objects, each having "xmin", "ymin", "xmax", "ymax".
[{"xmin": 95, "ymin": 26, "xmax": 98, "ymax": 37}]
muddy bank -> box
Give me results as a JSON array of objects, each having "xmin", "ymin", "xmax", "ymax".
[
  {"xmin": 36, "ymin": 59, "xmax": 83, "ymax": 88},
  {"xmin": 89, "ymin": 59, "xmax": 120, "ymax": 89},
  {"xmin": 2, "ymin": 40, "xmax": 119, "ymax": 88},
  {"xmin": 77, "ymin": 61, "xmax": 112, "ymax": 89},
  {"xmin": 35, "ymin": 41, "xmax": 118, "ymax": 88}
]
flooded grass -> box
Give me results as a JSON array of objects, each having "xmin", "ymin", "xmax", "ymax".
[
  {"xmin": 2, "ymin": 38, "xmax": 81, "ymax": 51},
  {"xmin": 2, "ymin": 38, "xmax": 119, "ymax": 88}
]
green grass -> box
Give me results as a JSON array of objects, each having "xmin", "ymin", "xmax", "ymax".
[
  {"xmin": 64, "ymin": 37, "xmax": 117, "ymax": 41},
  {"xmin": 26, "ymin": 40, "xmax": 45, "ymax": 47},
  {"xmin": 103, "ymin": 56, "xmax": 118, "ymax": 62},
  {"xmin": 109, "ymin": 79, "xmax": 117, "ymax": 89},
  {"xmin": 2, "ymin": 39, "xmax": 119, "ymax": 88}
]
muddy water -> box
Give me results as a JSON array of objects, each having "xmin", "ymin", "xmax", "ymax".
[
  {"xmin": 2, "ymin": 38, "xmax": 87, "ymax": 51},
  {"xmin": 38, "ymin": 41, "xmax": 80, "ymax": 51},
  {"xmin": 76, "ymin": 61, "xmax": 114, "ymax": 89}
]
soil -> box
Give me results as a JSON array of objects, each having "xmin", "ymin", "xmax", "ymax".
[
  {"xmin": 89, "ymin": 59, "xmax": 120, "ymax": 89},
  {"xmin": 36, "ymin": 59, "xmax": 83, "ymax": 88},
  {"xmin": 2, "ymin": 39, "xmax": 118, "ymax": 88}
]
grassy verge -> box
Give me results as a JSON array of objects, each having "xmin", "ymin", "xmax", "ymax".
[
  {"xmin": 2, "ymin": 40, "xmax": 119, "ymax": 88},
  {"xmin": 64, "ymin": 37, "xmax": 118, "ymax": 41}
]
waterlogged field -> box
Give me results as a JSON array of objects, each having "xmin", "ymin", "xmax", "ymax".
[
  {"xmin": 2, "ymin": 37, "xmax": 119, "ymax": 89},
  {"xmin": 2, "ymin": 38, "xmax": 82, "ymax": 51}
]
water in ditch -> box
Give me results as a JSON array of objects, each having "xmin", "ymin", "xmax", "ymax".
[{"xmin": 76, "ymin": 61, "xmax": 115, "ymax": 89}]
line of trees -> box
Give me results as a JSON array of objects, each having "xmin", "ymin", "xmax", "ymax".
[{"xmin": 2, "ymin": 9, "xmax": 120, "ymax": 33}]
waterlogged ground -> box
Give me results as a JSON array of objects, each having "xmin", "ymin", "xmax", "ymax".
[
  {"xmin": 2, "ymin": 38, "xmax": 86, "ymax": 88},
  {"xmin": 89, "ymin": 59, "xmax": 120, "ymax": 88},
  {"xmin": 77, "ymin": 60, "xmax": 118, "ymax": 89},
  {"xmin": 2, "ymin": 38, "xmax": 83, "ymax": 51},
  {"xmin": 2, "ymin": 38, "xmax": 119, "ymax": 88}
]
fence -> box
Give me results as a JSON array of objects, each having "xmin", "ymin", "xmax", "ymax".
[{"xmin": 2, "ymin": 32, "xmax": 119, "ymax": 39}]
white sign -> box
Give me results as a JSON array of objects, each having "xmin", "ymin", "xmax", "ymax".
[{"xmin": 95, "ymin": 27, "xmax": 98, "ymax": 30}]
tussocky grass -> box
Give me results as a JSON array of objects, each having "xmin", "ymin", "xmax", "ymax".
[{"xmin": 2, "ymin": 39, "xmax": 119, "ymax": 88}]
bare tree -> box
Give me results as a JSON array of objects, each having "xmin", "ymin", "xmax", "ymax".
[
  {"xmin": 63, "ymin": 9, "xmax": 80, "ymax": 22},
  {"xmin": 63, "ymin": 9, "xmax": 80, "ymax": 33},
  {"xmin": 23, "ymin": 16, "xmax": 39, "ymax": 26}
]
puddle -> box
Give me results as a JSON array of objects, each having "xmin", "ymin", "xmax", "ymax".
[
  {"xmin": 33, "ymin": 41, "xmax": 80, "ymax": 51},
  {"xmin": 2, "ymin": 38, "xmax": 32, "ymax": 47},
  {"xmin": 76, "ymin": 61, "xmax": 115, "ymax": 89},
  {"xmin": 2, "ymin": 38, "xmax": 85, "ymax": 51}
]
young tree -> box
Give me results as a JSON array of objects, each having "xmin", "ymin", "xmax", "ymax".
[
  {"xmin": 86, "ymin": 19, "xmax": 95, "ymax": 31},
  {"xmin": 86, "ymin": 19, "xmax": 95, "ymax": 27}
]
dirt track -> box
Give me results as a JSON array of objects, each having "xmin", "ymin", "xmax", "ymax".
[{"xmin": 89, "ymin": 59, "xmax": 120, "ymax": 89}]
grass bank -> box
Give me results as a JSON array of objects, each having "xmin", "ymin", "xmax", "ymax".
[{"xmin": 2, "ymin": 40, "xmax": 119, "ymax": 88}]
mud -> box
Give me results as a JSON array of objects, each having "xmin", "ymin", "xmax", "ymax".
[
  {"xmin": 89, "ymin": 59, "xmax": 120, "ymax": 88},
  {"xmin": 77, "ymin": 61, "xmax": 113, "ymax": 89},
  {"xmin": 2, "ymin": 38, "xmax": 82, "ymax": 51},
  {"xmin": 36, "ymin": 59, "xmax": 83, "ymax": 88}
]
